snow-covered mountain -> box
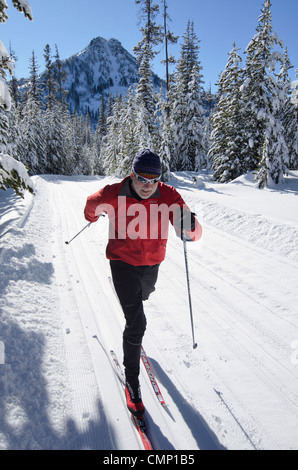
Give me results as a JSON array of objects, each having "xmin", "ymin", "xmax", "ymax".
[
  {"xmin": 18, "ymin": 36, "xmax": 164, "ymax": 125},
  {"xmin": 64, "ymin": 37, "xmax": 163, "ymax": 119}
]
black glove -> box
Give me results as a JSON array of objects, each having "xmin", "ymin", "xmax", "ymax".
[{"xmin": 180, "ymin": 209, "xmax": 196, "ymax": 239}]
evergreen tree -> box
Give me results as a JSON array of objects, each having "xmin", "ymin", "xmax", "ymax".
[
  {"xmin": 135, "ymin": 35, "xmax": 159, "ymax": 151},
  {"xmin": 76, "ymin": 111, "xmax": 99, "ymax": 175},
  {"xmin": 11, "ymin": 0, "xmax": 33, "ymax": 20},
  {"xmin": 44, "ymin": 103, "xmax": 66, "ymax": 174},
  {"xmin": 161, "ymin": 0, "xmax": 178, "ymax": 92},
  {"xmin": 91, "ymin": 138, "xmax": 104, "ymax": 176},
  {"xmin": 255, "ymin": 121, "xmax": 288, "ymax": 188},
  {"xmin": 98, "ymin": 95, "xmax": 107, "ymax": 138},
  {"xmin": 19, "ymin": 96, "xmax": 46, "ymax": 174},
  {"xmin": 156, "ymin": 87, "xmax": 172, "ymax": 180},
  {"xmin": 17, "ymin": 51, "xmax": 45, "ymax": 174},
  {"xmin": 185, "ymin": 64, "xmax": 207, "ymax": 170},
  {"xmin": 0, "ymin": 101, "xmax": 10, "ymax": 154},
  {"xmin": 79, "ymin": 143, "xmax": 97, "ymax": 176},
  {"xmin": 7, "ymin": 100, "xmax": 21, "ymax": 161},
  {"xmin": 28, "ymin": 50, "xmax": 42, "ymax": 103},
  {"xmin": 53, "ymin": 44, "xmax": 67, "ymax": 105},
  {"xmin": 93, "ymin": 95, "xmax": 107, "ymax": 170},
  {"xmin": 61, "ymin": 110, "xmax": 76, "ymax": 175},
  {"xmin": 241, "ymin": 0, "xmax": 288, "ymax": 186},
  {"xmin": 251, "ymin": 1, "xmax": 289, "ymax": 186},
  {"xmin": 101, "ymin": 96, "xmax": 124, "ymax": 175},
  {"xmin": 118, "ymin": 87, "xmax": 140, "ymax": 176},
  {"xmin": 134, "ymin": 0, "xmax": 163, "ymax": 62},
  {"xmin": 170, "ymin": 21, "xmax": 205, "ymax": 171},
  {"xmin": 134, "ymin": 0, "xmax": 161, "ymax": 150},
  {"xmin": 209, "ymin": 43, "xmax": 245, "ymax": 182},
  {"xmin": 0, "ymin": 0, "xmax": 34, "ymax": 197},
  {"xmin": 285, "ymin": 66, "xmax": 298, "ymax": 170},
  {"xmin": 43, "ymin": 44, "xmax": 57, "ymax": 110},
  {"xmin": 71, "ymin": 111, "xmax": 86, "ymax": 174},
  {"xmin": 83, "ymin": 111, "xmax": 93, "ymax": 148},
  {"xmin": 202, "ymin": 84, "xmax": 213, "ymax": 170},
  {"xmin": 42, "ymin": 43, "xmax": 73, "ymax": 175},
  {"xmin": 8, "ymin": 44, "xmax": 20, "ymax": 107}
]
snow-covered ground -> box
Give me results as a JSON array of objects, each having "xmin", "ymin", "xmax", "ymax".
[{"xmin": 0, "ymin": 171, "xmax": 298, "ymax": 450}]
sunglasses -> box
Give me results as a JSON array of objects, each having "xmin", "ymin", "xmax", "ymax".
[{"xmin": 132, "ymin": 171, "xmax": 161, "ymax": 185}]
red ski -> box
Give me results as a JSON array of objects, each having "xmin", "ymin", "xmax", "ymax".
[
  {"xmin": 110, "ymin": 350, "xmax": 153, "ymax": 451},
  {"xmin": 141, "ymin": 346, "xmax": 167, "ymax": 407}
]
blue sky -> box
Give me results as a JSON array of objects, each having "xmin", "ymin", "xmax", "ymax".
[{"xmin": 1, "ymin": 0, "xmax": 298, "ymax": 91}]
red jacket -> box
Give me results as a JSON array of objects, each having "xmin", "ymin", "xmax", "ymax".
[{"xmin": 84, "ymin": 177, "xmax": 202, "ymax": 266}]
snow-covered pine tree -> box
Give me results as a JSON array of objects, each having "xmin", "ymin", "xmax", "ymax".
[
  {"xmin": 254, "ymin": 116, "xmax": 288, "ymax": 189},
  {"xmin": 78, "ymin": 142, "xmax": 97, "ymax": 176},
  {"xmin": 161, "ymin": 0, "xmax": 178, "ymax": 92},
  {"xmin": 201, "ymin": 84, "xmax": 213, "ymax": 170},
  {"xmin": 6, "ymin": 99, "xmax": 21, "ymax": 161},
  {"xmin": 241, "ymin": 0, "xmax": 289, "ymax": 186},
  {"xmin": 42, "ymin": 43, "xmax": 76, "ymax": 175},
  {"xmin": 101, "ymin": 96, "xmax": 124, "ymax": 175},
  {"xmin": 134, "ymin": 0, "xmax": 161, "ymax": 151},
  {"xmin": 28, "ymin": 50, "xmax": 43, "ymax": 103},
  {"xmin": 8, "ymin": 45, "xmax": 20, "ymax": 107},
  {"xmin": 70, "ymin": 111, "xmax": 85, "ymax": 174},
  {"xmin": 117, "ymin": 87, "xmax": 140, "ymax": 176},
  {"xmin": 101, "ymin": 0, "xmax": 164, "ymax": 177},
  {"xmin": 95, "ymin": 95, "xmax": 107, "ymax": 147},
  {"xmin": 18, "ymin": 96, "xmax": 46, "ymax": 174},
  {"xmin": 169, "ymin": 66, "xmax": 188, "ymax": 169},
  {"xmin": 170, "ymin": 21, "xmax": 205, "ymax": 171},
  {"xmin": 254, "ymin": 134, "xmax": 269, "ymax": 189},
  {"xmin": 53, "ymin": 44, "xmax": 67, "ymax": 105},
  {"xmin": 90, "ymin": 136, "xmax": 104, "ymax": 176},
  {"xmin": 0, "ymin": 91, "xmax": 10, "ymax": 154},
  {"xmin": 44, "ymin": 103, "xmax": 66, "ymax": 174},
  {"xmin": 252, "ymin": 1, "xmax": 289, "ymax": 187},
  {"xmin": 83, "ymin": 112, "xmax": 94, "ymax": 149},
  {"xmin": 157, "ymin": 71, "xmax": 176, "ymax": 167},
  {"xmin": 11, "ymin": 0, "xmax": 33, "ymax": 20},
  {"xmin": 43, "ymin": 44, "xmax": 57, "ymax": 111},
  {"xmin": 134, "ymin": 0, "xmax": 163, "ymax": 63},
  {"xmin": 134, "ymin": 34, "xmax": 159, "ymax": 152},
  {"xmin": 0, "ymin": 0, "xmax": 34, "ymax": 197},
  {"xmin": 285, "ymin": 67, "xmax": 298, "ymax": 170},
  {"xmin": 93, "ymin": 96, "xmax": 106, "ymax": 168},
  {"xmin": 209, "ymin": 43, "xmax": 244, "ymax": 182},
  {"xmin": 185, "ymin": 64, "xmax": 207, "ymax": 171},
  {"xmin": 156, "ymin": 87, "xmax": 171, "ymax": 180},
  {"xmin": 17, "ymin": 51, "xmax": 46, "ymax": 174},
  {"xmin": 77, "ymin": 112, "xmax": 97, "ymax": 175},
  {"xmin": 60, "ymin": 110, "xmax": 76, "ymax": 175}
]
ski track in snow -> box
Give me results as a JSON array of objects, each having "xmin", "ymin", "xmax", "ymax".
[{"xmin": 0, "ymin": 172, "xmax": 298, "ymax": 450}]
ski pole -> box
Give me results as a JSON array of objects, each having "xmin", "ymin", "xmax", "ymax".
[
  {"xmin": 65, "ymin": 222, "xmax": 92, "ymax": 245},
  {"xmin": 182, "ymin": 230, "xmax": 198, "ymax": 349},
  {"xmin": 64, "ymin": 215, "xmax": 105, "ymax": 245}
]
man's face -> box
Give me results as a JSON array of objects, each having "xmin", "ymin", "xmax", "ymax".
[{"xmin": 131, "ymin": 174, "xmax": 159, "ymax": 199}]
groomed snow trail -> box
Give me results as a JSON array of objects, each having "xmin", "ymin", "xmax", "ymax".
[{"xmin": 1, "ymin": 172, "xmax": 298, "ymax": 450}]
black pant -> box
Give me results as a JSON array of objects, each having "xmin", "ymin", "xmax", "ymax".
[{"xmin": 110, "ymin": 260, "xmax": 159, "ymax": 385}]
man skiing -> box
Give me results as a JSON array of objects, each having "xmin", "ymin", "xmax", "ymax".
[{"xmin": 84, "ymin": 149, "xmax": 202, "ymax": 420}]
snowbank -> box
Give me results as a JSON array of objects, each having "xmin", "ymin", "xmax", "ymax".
[{"xmin": 0, "ymin": 153, "xmax": 35, "ymax": 197}]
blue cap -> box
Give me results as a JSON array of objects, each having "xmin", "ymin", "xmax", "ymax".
[{"xmin": 132, "ymin": 149, "xmax": 161, "ymax": 179}]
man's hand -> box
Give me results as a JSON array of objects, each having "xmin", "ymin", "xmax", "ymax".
[{"xmin": 180, "ymin": 209, "xmax": 196, "ymax": 232}]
